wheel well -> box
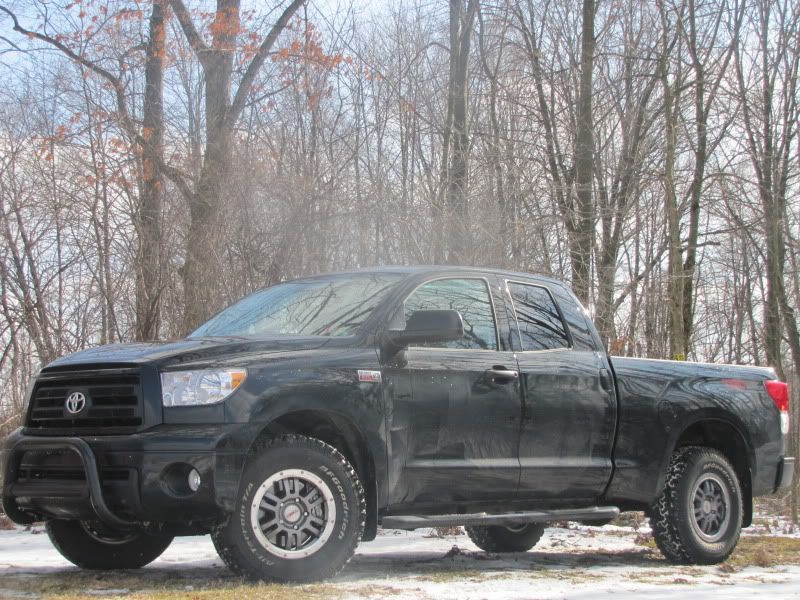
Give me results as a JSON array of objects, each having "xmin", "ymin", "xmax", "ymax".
[
  {"xmin": 673, "ymin": 420, "xmax": 753, "ymax": 527},
  {"xmin": 250, "ymin": 410, "xmax": 378, "ymax": 541}
]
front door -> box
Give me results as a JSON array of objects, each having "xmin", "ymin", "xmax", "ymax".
[{"xmin": 384, "ymin": 276, "xmax": 522, "ymax": 508}]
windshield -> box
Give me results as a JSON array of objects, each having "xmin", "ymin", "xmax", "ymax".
[{"xmin": 190, "ymin": 273, "xmax": 404, "ymax": 338}]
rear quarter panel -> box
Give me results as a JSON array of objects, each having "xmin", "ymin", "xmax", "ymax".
[{"xmin": 605, "ymin": 357, "xmax": 783, "ymax": 506}]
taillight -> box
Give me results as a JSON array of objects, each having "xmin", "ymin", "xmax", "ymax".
[{"xmin": 765, "ymin": 380, "xmax": 790, "ymax": 434}]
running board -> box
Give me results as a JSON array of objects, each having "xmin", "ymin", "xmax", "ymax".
[{"xmin": 381, "ymin": 506, "xmax": 620, "ymax": 530}]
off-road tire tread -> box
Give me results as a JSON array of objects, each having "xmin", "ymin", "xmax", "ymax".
[
  {"xmin": 211, "ymin": 434, "xmax": 366, "ymax": 582},
  {"xmin": 46, "ymin": 520, "xmax": 173, "ymax": 569},
  {"xmin": 650, "ymin": 446, "xmax": 742, "ymax": 565},
  {"xmin": 465, "ymin": 523, "xmax": 545, "ymax": 553}
]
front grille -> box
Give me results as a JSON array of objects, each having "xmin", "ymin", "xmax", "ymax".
[
  {"xmin": 17, "ymin": 466, "xmax": 131, "ymax": 482},
  {"xmin": 27, "ymin": 371, "xmax": 144, "ymax": 433}
]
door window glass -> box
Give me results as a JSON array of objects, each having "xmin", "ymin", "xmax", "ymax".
[
  {"xmin": 508, "ymin": 283, "xmax": 569, "ymax": 351},
  {"xmin": 404, "ymin": 279, "xmax": 497, "ymax": 350}
]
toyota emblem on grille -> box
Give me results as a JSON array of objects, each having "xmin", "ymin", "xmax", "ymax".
[{"xmin": 65, "ymin": 391, "xmax": 87, "ymax": 415}]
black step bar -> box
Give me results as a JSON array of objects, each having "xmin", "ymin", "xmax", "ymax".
[
  {"xmin": 2, "ymin": 437, "xmax": 136, "ymax": 529},
  {"xmin": 381, "ymin": 506, "xmax": 620, "ymax": 530}
]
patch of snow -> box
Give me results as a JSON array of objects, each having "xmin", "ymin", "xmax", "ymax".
[{"xmin": 2, "ymin": 524, "xmax": 800, "ymax": 598}]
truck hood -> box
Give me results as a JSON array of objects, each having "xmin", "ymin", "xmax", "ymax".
[{"xmin": 43, "ymin": 336, "xmax": 331, "ymax": 370}]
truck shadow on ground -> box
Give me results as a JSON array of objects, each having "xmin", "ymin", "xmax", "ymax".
[{"xmin": 343, "ymin": 546, "xmax": 663, "ymax": 579}]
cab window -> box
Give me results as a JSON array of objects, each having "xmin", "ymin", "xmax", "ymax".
[
  {"xmin": 508, "ymin": 282, "xmax": 569, "ymax": 351},
  {"xmin": 404, "ymin": 278, "xmax": 498, "ymax": 350}
]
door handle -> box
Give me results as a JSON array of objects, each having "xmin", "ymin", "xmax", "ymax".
[{"xmin": 487, "ymin": 366, "xmax": 519, "ymax": 383}]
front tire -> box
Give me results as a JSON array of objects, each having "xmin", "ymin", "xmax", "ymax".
[
  {"xmin": 46, "ymin": 520, "xmax": 173, "ymax": 569},
  {"xmin": 465, "ymin": 523, "xmax": 545, "ymax": 553},
  {"xmin": 650, "ymin": 446, "xmax": 743, "ymax": 564},
  {"xmin": 212, "ymin": 434, "xmax": 365, "ymax": 582}
]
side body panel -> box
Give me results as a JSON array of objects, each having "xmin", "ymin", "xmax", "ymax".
[
  {"xmin": 605, "ymin": 357, "xmax": 783, "ymax": 505},
  {"xmin": 182, "ymin": 343, "xmax": 390, "ymax": 509},
  {"xmin": 495, "ymin": 279, "xmax": 616, "ymax": 503},
  {"xmin": 385, "ymin": 347, "xmax": 522, "ymax": 506},
  {"xmin": 379, "ymin": 274, "xmax": 523, "ymax": 510}
]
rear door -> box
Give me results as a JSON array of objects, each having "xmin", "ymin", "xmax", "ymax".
[
  {"xmin": 384, "ymin": 276, "xmax": 523, "ymax": 507},
  {"xmin": 503, "ymin": 280, "xmax": 616, "ymax": 502}
]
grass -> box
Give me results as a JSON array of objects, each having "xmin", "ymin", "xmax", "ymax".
[
  {"xmin": 415, "ymin": 569, "xmax": 494, "ymax": 583},
  {"xmin": 38, "ymin": 587, "xmax": 340, "ymax": 600},
  {"xmin": 0, "ymin": 570, "xmax": 341, "ymax": 600},
  {"xmin": 633, "ymin": 533, "xmax": 800, "ymax": 568},
  {"xmin": 728, "ymin": 536, "xmax": 800, "ymax": 568}
]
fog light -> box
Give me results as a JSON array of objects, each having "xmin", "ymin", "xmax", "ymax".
[{"xmin": 188, "ymin": 469, "xmax": 201, "ymax": 492}]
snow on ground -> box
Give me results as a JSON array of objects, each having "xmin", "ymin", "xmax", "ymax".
[{"xmin": 1, "ymin": 522, "xmax": 800, "ymax": 599}]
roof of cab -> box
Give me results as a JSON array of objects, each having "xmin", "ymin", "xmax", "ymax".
[{"xmin": 302, "ymin": 265, "xmax": 569, "ymax": 289}]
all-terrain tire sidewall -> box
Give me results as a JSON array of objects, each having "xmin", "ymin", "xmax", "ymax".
[
  {"xmin": 46, "ymin": 520, "xmax": 173, "ymax": 569},
  {"xmin": 465, "ymin": 523, "xmax": 545, "ymax": 553},
  {"xmin": 213, "ymin": 435, "xmax": 365, "ymax": 582},
  {"xmin": 651, "ymin": 447, "xmax": 742, "ymax": 565}
]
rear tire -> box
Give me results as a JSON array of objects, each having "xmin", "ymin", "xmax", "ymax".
[
  {"xmin": 212, "ymin": 434, "xmax": 365, "ymax": 582},
  {"xmin": 650, "ymin": 446, "xmax": 743, "ymax": 565},
  {"xmin": 46, "ymin": 520, "xmax": 173, "ymax": 569},
  {"xmin": 465, "ymin": 523, "xmax": 545, "ymax": 553}
]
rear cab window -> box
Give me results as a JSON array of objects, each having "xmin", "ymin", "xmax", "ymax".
[{"xmin": 507, "ymin": 282, "xmax": 570, "ymax": 351}]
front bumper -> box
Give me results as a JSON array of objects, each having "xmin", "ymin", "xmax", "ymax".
[
  {"xmin": 776, "ymin": 457, "xmax": 795, "ymax": 492},
  {"xmin": 1, "ymin": 425, "xmax": 258, "ymax": 528}
]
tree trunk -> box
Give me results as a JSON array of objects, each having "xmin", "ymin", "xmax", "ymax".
[
  {"xmin": 171, "ymin": 0, "xmax": 304, "ymax": 333},
  {"xmin": 135, "ymin": 0, "xmax": 166, "ymax": 341},
  {"xmin": 572, "ymin": 0, "xmax": 595, "ymax": 306},
  {"xmin": 442, "ymin": 0, "xmax": 478, "ymax": 265},
  {"xmin": 660, "ymin": 2, "xmax": 684, "ymax": 361}
]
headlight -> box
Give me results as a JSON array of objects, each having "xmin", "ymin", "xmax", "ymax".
[{"xmin": 160, "ymin": 369, "xmax": 247, "ymax": 407}]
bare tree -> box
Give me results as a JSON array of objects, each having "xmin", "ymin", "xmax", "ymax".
[{"xmin": 167, "ymin": 0, "xmax": 304, "ymax": 332}]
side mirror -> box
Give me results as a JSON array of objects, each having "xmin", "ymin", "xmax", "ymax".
[{"xmin": 384, "ymin": 309, "xmax": 465, "ymax": 349}]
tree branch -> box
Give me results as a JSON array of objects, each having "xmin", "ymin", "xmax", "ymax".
[
  {"xmin": 1, "ymin": 5, "xmax": 130, "ymax": 120},
  {"xmin": 228, "ymin": 0, "xmax": 305, "ymax": 125},
  {"xmin": 168, "ymin": 0, "xmax": 209, "ymax": 66},
  {"xmin": 0, "ymin": 5, "xmax": 195, "ymax": 202}
]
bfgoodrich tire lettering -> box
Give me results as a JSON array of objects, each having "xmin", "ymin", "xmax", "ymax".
[
  {"xmin": 465, "ymin": 523, "xmax": 545, "ymax": 553},
  {"xmin": 650, "ymin": 446, "xmax": 743, "ymax": 565},
  {"xmin": 212, "ymin": 434, "xmax": 365, "ymax": 582},
  {"xmin": 46, "ymin": 520, "xmax": 173, "ymax": 569}
]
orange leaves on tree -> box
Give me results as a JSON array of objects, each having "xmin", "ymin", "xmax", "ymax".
[
  {"xmin": 271, "ymin": 21, "xmax": 349, "ymax": 72},
  {"xmin": 267, "ymin": 19, "xmax": 355, "ymax": 112},
  {"xmin": 113, "ymin": 9, "xmax": 144, "ymax": 24},
  {"xmin": 209, "ymin": 5, "xmax": 242, "ymax": 47},
  {"xmin": 78, "ymin": 174, "xmax": 97, "ymax": 187},
  {"xmin": 108, "ymin": 137, "xmax": 131, "ymax": 155}
]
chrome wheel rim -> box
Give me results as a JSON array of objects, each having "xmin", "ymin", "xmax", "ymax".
[
  {"xmin": 690, "ymin": 473, "xmax": 731, "ymax": 543},
  {"xmin": 249, "ymin": 468, "xmax": 336, "ymax": 560}
]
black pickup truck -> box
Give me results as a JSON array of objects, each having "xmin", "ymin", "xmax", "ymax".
[{"xmin": 1, "ymin": 266, "xmax": 794, "ymax": 582}]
